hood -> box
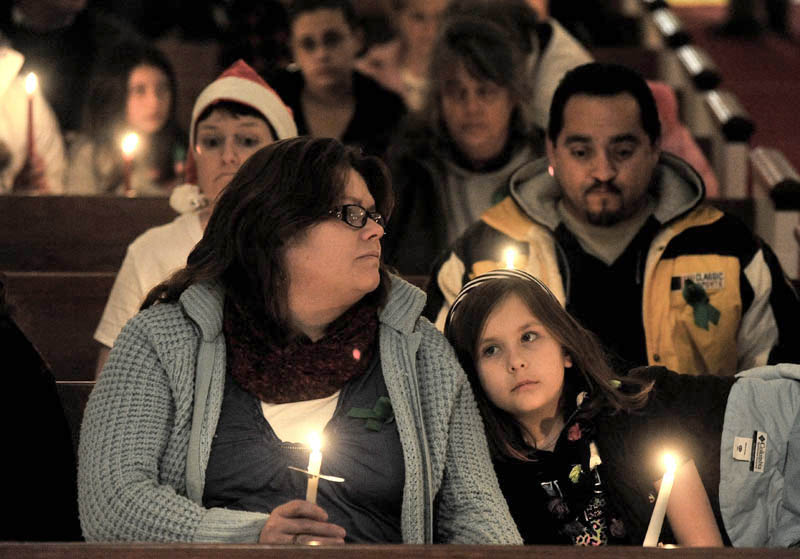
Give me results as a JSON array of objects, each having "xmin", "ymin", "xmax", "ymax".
[{"xmin": 508, "ymin": 151, "xmax": 705, "ymax": 231}]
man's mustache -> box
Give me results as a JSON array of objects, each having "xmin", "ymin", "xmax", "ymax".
[{"xmin": 585, "ymin": 181, "xmax": 622, "ymax": 195}]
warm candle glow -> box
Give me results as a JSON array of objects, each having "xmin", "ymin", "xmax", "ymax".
[
  {"xmin": 663, "ymin": 453, "xmax": 677, "ymax": 474},
  {"xmin": 305, "ymin": 432, "xmax": 323, "ymax": 504},
  {"xmin": 121, "ymin": 132, "xmax": 140, "ymax": 158},
  {"xmin": 504, "ymin": 247, "xmax": 517, "ymax": 270},
  {"xmin": 643, "ymin": 451, "xmax": 678, "ymax": 547},
  {"xmin": 25, "ymin": 72, "xmax": 37, "ymax": 96},
  {"xmin": 309, "ymin": 431, "xmax": 322, "ymax": 453}
]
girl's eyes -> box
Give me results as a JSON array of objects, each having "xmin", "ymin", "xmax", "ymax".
[
  {"xmin": 481, "ymin": 345, "xmax": 500, "ymax": 358},
  {"xmin": 521, "ymin": 331, "xmax": 538, "ymax": 343}
]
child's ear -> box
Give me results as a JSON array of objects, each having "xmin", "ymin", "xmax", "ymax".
[{"xmin": 564, "ymin": 352, "xmax": 573, "ymax": 368}]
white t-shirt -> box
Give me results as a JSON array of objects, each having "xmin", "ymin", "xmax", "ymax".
[{"xmin": 94, "ymin": 212, "xmax": 203, "ymax": 347}]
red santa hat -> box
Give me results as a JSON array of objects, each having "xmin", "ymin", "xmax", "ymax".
[{"xmin": 184, "ymin": 59, "xmax": 297, "ymax": 184}]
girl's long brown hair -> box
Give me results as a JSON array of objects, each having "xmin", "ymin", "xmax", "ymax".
[{"xmin": 445, "ymin": 275, "xmax": 652, "ymax": 461}]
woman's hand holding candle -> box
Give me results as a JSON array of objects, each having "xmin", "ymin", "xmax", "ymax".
[{"xmin": 259, "ymin": 500, "xmax": 346, "ymax": 545}]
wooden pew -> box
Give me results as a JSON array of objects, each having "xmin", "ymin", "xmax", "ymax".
[
  {"xmin": 3, "ymin": 272, "xmax": 115, "ymax": 380},
  {"xmin": 750, "ymin": 146, "xmax": 800, "ymax": 279},
  {"xmin": 0, "ymin": 543, "xmax": 798, "ymax": 558},
  {"xmin": 0, "ymin": 196, "xmax": 176, "ymax": 272},
  {"xmin": 703, "ymin": 90, "xmax": 755, "ymax": 199}
]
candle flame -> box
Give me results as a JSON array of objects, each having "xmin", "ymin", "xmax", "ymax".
[
  {"xmin": 25, "ymin": 72, "xmax": 38, "ymax": 95},
  {"xmin": 662, "ymin": 452, "xmax": 677, "ymax": 474},
  {"xmin": 121, "ymin": 132, "xmax": 140, "ymax": 157},
  {"xmin": 308, "ymin": 431, "xmax": 322, "ymax": 453},
  {"xmin": 504, "ymin": 247, "xmax": 517, "ymax": 270}
]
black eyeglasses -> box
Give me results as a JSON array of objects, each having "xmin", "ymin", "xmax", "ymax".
[{"xmin": 328, "ymin": 205, "xmax": 385, "ymax": 229}]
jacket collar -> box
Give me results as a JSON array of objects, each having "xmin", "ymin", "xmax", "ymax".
[{"xmin": 507, "ymin": 152, "xmax": 705, "ymax": 232}]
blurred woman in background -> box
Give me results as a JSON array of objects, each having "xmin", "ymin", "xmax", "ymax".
[{"xmin": 66, "ymin": 41, "xmax": 185, "ymax": 195}]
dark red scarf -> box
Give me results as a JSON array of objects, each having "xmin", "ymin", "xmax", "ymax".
[{"xmin": 223, "ymin": 299, "xmax": 379, "ymax": 403}]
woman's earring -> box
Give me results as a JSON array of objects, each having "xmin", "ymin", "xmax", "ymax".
[{"xmin": 548, "ymin": 165, "xmax": 555, "ymax": 177}]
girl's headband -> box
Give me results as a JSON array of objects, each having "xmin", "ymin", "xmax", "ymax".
[{"xmin": 443, "ymin": 268, "xmax": 559, "ymax": 335}]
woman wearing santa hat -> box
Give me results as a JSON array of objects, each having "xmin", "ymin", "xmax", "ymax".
[{"xmin": 92, "ymin": 60, "xmax": 297, "ymax": 375}]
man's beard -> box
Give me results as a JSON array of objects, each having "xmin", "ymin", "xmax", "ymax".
[{"xmin": 584, "ymin": 181, "xmax": 626, "ymax": 227}]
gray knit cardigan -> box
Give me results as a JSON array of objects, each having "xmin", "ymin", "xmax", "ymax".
[{"xmin": 78, "ymin": 276, "xmax": 522, "ymax": 544}]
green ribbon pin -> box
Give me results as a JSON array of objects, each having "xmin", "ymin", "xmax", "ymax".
[
  {"xmin": 347, "ymin": 396, "xmax": 394, "ymax": 432},
  {"xmin": 682, "ymin": 279, "xmax": 721, "ymax": 330},
  {"xmin": 568, "ymin": 464, "xmax": 583, "ymax": 484}
]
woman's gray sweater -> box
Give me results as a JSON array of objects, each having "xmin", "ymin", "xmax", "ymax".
[{"xmin": 78, "ymin": 275, "xmax": 522, "ymax": 544}]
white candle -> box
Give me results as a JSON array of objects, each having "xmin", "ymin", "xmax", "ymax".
[
  {"xmin": 504, "ymin": 247, "xmax": 517, "ymax": 270},
  {"xmin": 643, "ymin": 453, "xmax": 677, "ymax": 547},
  {"xmin": 120, "ymin": 132, "xmax": 140, "ymax": 195},
  {"xmin": 305, "ymin": 432, "xmax": 322, "ymax": 504},
  {"xmin": 25, "ymin": 72, "xmax": 37, "ymax": 160}
]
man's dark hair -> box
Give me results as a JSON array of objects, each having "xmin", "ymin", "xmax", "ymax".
[
  {"xmin": 287, "ymin": 0, "xmax": 359, "ymax": 28},
  {"xmin": 548, "ymin": 63, "xmax": 661, "ymax": 144}
]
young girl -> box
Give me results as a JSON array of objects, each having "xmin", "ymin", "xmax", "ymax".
[
  {"xmin": 444, "ymin": 268, "xmax": 729, "ymax": 546},
  {"xmin": 66, "ymin": 42, "xmax": 186, "ymax": 195}
]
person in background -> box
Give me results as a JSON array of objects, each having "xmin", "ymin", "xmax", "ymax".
[
  {"xmin": 444, "ymin": 0, "xmax": 592, "ymax": 130},
  {"xmin": 79, "ymin": 136, "xmax": 522, "ymax": 545},
  {"xmin": 426, "ymin": 62, "xmax": 800, "ymax": 376},
  {"xmin": 272, "ymin": 0, "xmax": 406, "ymax": 159},
  {"xmin": 0, "ymin": 42, "xmax": 65, "ymax": 193},
  {"xmin": 445, "ymin": 269, "xmax": 800, "ymax": 546},
  {"xmin": 0, "ymin": 273, "xmax": 81, "ymax": 541},
  {"xmin": 92, "ymin": 59, "xmax": 296, "ymax": 375},
  {"xmin": 384, "ymin": 16, "xmax": 544, "ymax": 276},
  {"xmin": 356, "ymin": 0, "xmax": 450, "ymax": 112},
  {"xmin": 66, "ymin": 42, "xmax": 186, "ymax": 196},
  {"xmin": 0, "ymin": 0, "xmax": 141, "ymax": 133}
]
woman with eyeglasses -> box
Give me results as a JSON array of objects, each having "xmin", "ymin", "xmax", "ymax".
[
  {"xmin": 271, "ymin": 0, "xmax": 406, "ymax": 159},
  {"xmin": 79, "ymin": 136, "xmax": 522, "ymax": 545}
]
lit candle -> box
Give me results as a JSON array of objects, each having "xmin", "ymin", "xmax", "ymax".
[
  {"xmin": 503, "ymin": 247, "xmax": 517, "ymax": 270},
  {"xmin": 120, "ymin": 132, "xmax": 140, "ymax": 196},
  {"xmin": 24, "ymin": 72, "xmax": 37, "ymax": 160},
  {"xmin": 305, "ymin": 432, "xmax": 323, "ymax": 504},
  {"xmin": 643, "ymin": 452, "xmax": 677, "ymax": 547}
]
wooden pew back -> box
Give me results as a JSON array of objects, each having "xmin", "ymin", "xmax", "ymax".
[
  {"xmin": 4, "ymin": 272, "xmax": 115, "ymax": 380},
  {"xmin": 0, "ymin": 196, "xmax": 176, "ymax": 273},
  {"xmin": 0, "ymin": 543, "xmax": 798, "ymax": 558}
]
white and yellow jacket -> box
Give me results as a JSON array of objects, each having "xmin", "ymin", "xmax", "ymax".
[{"xmin": 425, "ymin": 154, "xmax": 800, "ymax": 376}]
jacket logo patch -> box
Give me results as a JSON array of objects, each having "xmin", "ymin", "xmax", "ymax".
[
  {"xmin": 671, "ymin": 272, "xmax": 725, "ymax": 291},
  {"xmin": 750, "ymin": 431, "xmax": 767, "ymax": 473},
  {"xmin": 682, "ymin": 279, "xmax": 721, "ymax": 330}
]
